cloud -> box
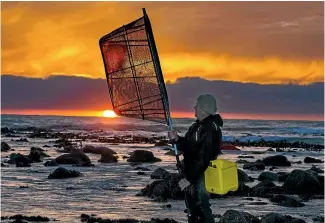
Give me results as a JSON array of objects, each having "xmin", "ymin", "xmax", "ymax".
[
  {"xmin": 1, "ymin": 75, "xmax": 323, "ymax": 116},
  {"xmin": 1, "ymin": 2, "xmax": 324, "ymax": 84}
]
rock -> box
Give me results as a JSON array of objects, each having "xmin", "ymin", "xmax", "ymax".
[
  {"xmin": 122, "ymin": 156, "xmax": 129, "ymax": 159},
  {"xmin": 134, "ymin": 167, "xmax": 151, "ymax": 171},
  {"xmin": 48, "ymin": 167, "xmax": 82, "ymax": 179},
  {"xmin": 55, "ymin": 149, "xmax": 91, "ymax": 166},
  {"xmin": 221, "ymin": 144, "xmax": 241, "ymax": 151},
  {"xmin": 1, "ymin": 127, "xmax": 14, "ymax": 134},
  {"xmin": 261, "ymin": 213, "xmax": 306, "ymax": 223},
  {"xmin": 8, "ymin": 153, "xmax": 32, "ymax": 166},
  {"xmin": 44, "ymin": 160, "xmax": 58, "ymax": 166},
  {"xmin": 253, "ymin": 186, "xmax": 285, "ymax": 198},
  {"xmin": 127, "ymin": 150, "xmax": 161, "ymax": 163},
  {"xmin": 292, "ymin": 161, "xmax": 302, "ymax": 164},
  {"xmin": 1, "ymin": 163, "xmax": 8, "ymax": 167},
  {"xmin": 262, "ymin": 155, "xmax": 291, "ymax": 166},
  {"xmin": 276, "ymin": 148, "xmax": 284, "ymax": 152},
  {"xmin": 304, "ymin": 157, "xmax": 323, "ymax": 163},
  {"xmin": 258, "ymin": 172, "xmax": 279, "ymax": 181},
  {"xmin": 218, "ymin": 210, "xmax": 260, "ymax": 223},
  {"xmin": 282, "ymin": 169, "xmax": 321, "ymax": 195},
  {"xmin": 312, "ymin": 216, "xmax": 324, "ymax": 222},
  {"xmin": 151, "ymin": 168, "xmax": 170, "ymax": 179},
  {"xmin": 154, "ymin": 140, "xmax": 169, "ymax": 147},
  {"xmin": 254, "ymin": 180, "xmax": 276, "ymax": 189},
  {"xmin": 82, "ymin": 145, "xmax": 116, "ymax": 155},
  {"xmin": 267, "ymin": 148, "xmax": 275, "ymax": 152},
  {"xmin": 236, "ymin": 160, "xmax": 249, "ymax": 164},
  {"xmin": 251, "ymin": 151, "xmax": 265, "ymax": 154},
  {"xmin": 237, "ymin": 169, "xmax": 251, "ymax": 183},
  {"xmin": 43, "ymin": 145, "xmax": 51, "ymax": 148},
  {"xmin": 1, "ymin": 142, "xmax": 11, "ymax": 152},
  {"xmin": 277, "ymin": 172, "xmax": 289, "ymax": 182},
  {"xmin": 137, "ymin": 172, "xmax": 146, "ymax": 175},
  {"xmin": 247, "ymin": 202, "xmax": 268, "ymax": 205},
  {"xmin": 243, "ymin": 162, "xmax": 265, "ymax": 171},
  {"xmin": 270, "ymin": 194, "xmax": 304, "ymax": 207},
  {"xmin": 7, "ymin": 215, "xmax": 51, "ymax": 222},
  {"xmin": 80, "ymin": 214, "xmax": 178, "ymax": 223},
  {"xmin": 269, "ymin": 166, "xmax": 277, "ymax": 171},
  {"xmin": 310, "ymin": 165, "xmax": 324, "ymax": 173},
  {"xmin": 164, "ymin": 150, "xmax": 176, "ymax": 156},
  {"xmin": 16, "ymin": 138, "xmax": 29, "ymax": 142},
  {"xmin": 98, "ymin": 151, "xmax": 118, "ymax": 163},
  {"xmin": 139, "ymin": 173, "xmax": 184, "ymax": 200},
  {"xmin": 28, "ymin": 147, "xmax": 49, "ymax": 162},
  {"xmin": 226, "ymin": 182, "xmax": 251, "ymax": 197},
  {"xmin": 251, "ymin": 180, "xmax": 284, "ymax": 198},
  {"xmin": 238, "ymin": 155, "xmax": 255, "ymax": 159}
]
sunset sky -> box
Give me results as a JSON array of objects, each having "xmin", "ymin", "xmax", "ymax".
[{"xmin": 1, "ymin": 1, "xmax": 324, "ymax": 120}]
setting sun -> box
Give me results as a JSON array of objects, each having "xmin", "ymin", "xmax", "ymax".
[{"xmin": 102, "ymin": 110, "xmax": 117, "ymax": 118}]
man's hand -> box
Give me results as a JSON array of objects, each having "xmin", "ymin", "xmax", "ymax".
[
  {"xmin": 178, "ymin": 178, "xmax": 191, "ymax": 191},
  {"xmin": 168, "ymin": 130, "xmax": 179, "ymax": 142}
]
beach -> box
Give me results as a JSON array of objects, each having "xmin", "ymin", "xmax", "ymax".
[{"xmin": 1, "ymin": 114, "xmax": 324, "ymax": 223}]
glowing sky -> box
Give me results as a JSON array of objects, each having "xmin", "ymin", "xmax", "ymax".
[{"xmin": 2, "ymin": 1, "xmax": 324, "ymax": 84}]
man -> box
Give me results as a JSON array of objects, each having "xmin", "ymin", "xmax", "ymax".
[{"xmin": 168, "ymin": 94, "xmax": 223, "ymax": 223}]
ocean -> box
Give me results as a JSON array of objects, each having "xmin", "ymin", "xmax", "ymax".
[{"xmin": 1, "ymin": 115, "xmax": 324, "ymax": 223}]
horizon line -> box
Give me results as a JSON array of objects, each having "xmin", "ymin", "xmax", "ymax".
[{"xmin": 1, "ymin": 109, "xmax": 324, "ymax": 122}]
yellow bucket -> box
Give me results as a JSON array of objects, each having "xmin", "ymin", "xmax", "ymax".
[{"xmin": 204, "ymin": 159, "xmax": 239, "ymax": 195}]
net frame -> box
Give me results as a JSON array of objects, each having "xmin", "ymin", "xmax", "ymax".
[{"xmin": 99, "ymin": 9, "xmax": 170, "ymax": 126}]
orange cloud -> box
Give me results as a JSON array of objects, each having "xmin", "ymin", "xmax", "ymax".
[{"xmin": 1, "ymin": 2, "xmax": 324, "ymax": 85}]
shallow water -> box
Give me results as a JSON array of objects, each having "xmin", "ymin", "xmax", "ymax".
[
  {"xmin": 1, "ymin": 138, "xmax": 324, "ymax": 223},
  {"xmin": 1, "ymin": 115, "xmax": 324, "ymax": 222}
]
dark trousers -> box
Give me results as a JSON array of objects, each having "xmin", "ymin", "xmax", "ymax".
[{"xmin": 184, "ymin": 175, "xmax": 215, "ymax": 223}]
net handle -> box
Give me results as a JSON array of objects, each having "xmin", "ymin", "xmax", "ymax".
[{"xmin": 142, "ymin": 8, "xmax": 180, "ymax": 157}]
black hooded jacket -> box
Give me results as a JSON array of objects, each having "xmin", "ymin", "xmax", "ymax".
[{"xmin": 175, "ymin": 114, "xmax": 223, "ymax": 183}]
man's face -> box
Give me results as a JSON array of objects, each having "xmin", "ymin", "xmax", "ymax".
[{"xmin": 194, "ymin": 103, "xmax": 199, "ymax": 118}]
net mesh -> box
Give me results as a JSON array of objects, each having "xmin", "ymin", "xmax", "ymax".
[{"xmin": 100, "ymin": 17, "xmax": 168, "ymax": 124}]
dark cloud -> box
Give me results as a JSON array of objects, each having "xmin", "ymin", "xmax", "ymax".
[{"xmin": 1, "ymin": 75, "xmax": 323, "ymax": 115}]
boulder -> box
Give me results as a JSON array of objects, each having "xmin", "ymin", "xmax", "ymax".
[
  {"xmin": 236, "ymin": 160, "xmax": 249, "ymax": 164},
  {"xmin": 237, "ymin": 169, "xmax": 251, "ymax": 183},
  {"xmin": 98, "ymin": 151, "xmax": 118, "ymax": 163},
  {"xmin": 261, "ymin": 213, "xmax": 306, "ymax": 223},
  {"xmin": 82, "ymin": 145, "xmax": 116, "ymax": 155},
  {"xmin": 8, "ymin": 153, "xmax": 32, "ymax": 167},
  {"xmin": 44, "ymin": 160, "xmax": 59, "ymax": 166},
  {"xmin": 277, "ymin": 172, "xmax": 290, "ymax": 182},
  {"xmin": 55, "ymin": 149, "xmax": 91, "ymax": 166},
  {"xmin": 258, "ymin": 172, "xmax": 279, "ymax": 181},
  {"xmin": 151, "ymin": 168, "xmax": 170, "ymax": 179},
  {"xmin": 218, "ymin": 210, "xmax": 260, "ymax": 223},
  {"xmin": 282, "ymin": 169, "xmax": 321, "ymax": 195},
  {"xmin": 270, "ymin": 194, "xmax": 304, "ymax": 207},
  {"xmin": 1, "ymin": 142, "xmax": 11, "ymax": 152},
  {"xmin": 138, "ymin": 173, "xmax": 183, "ymax": 201},
  {"xmin": 304, "ymin": 157, "xmax": 323, "ymax": 163},
  {"xmin": 226, "ymin": 182, "xmax": 251, "ymax": 197},
  {"xmin": 243, "ymin": 162, "xmax": 265, "ymax": 171},
  {"xmin": 238, "ymin": 155, "xmax": 254, "ymax": 159},
  {"xmin": 309, "ymin": 165, "xmax": 324, "ymax": 174},
  {"xmin": 48, "ymin": 167, "xmax": 82, "ymax": 179},
  {"xmin": 262, "ymin": 155, "xmax": 291, "ymax": 166},
  {"xmin": 127, "ymin": 150, "xmax": 161, "ymax": 163}
]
